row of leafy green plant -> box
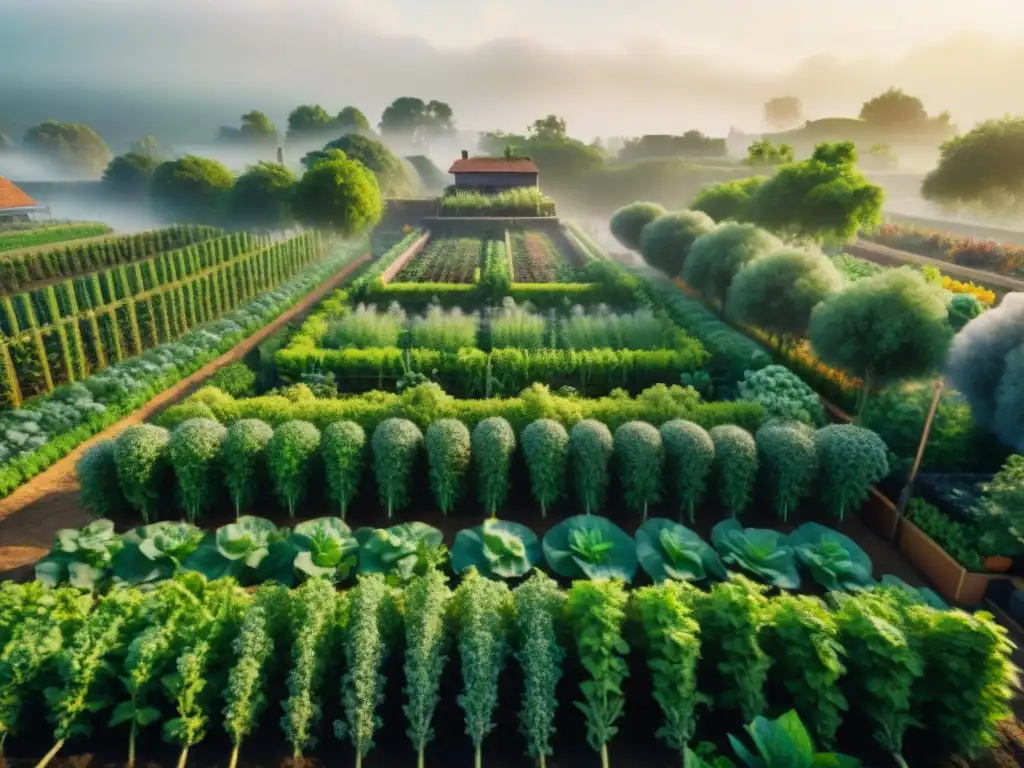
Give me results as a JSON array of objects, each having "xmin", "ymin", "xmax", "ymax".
[
  {"xmin": 510, "ymin": 230, "xmax": 577, "ymax": 282},
  {"xmin": 0, "ymin": 224, "xmax": 219, "ymax": 289},
  {"xmin": 0, "ymin": 221, "xmax": 112, "ymax": 259},
  {"xmin": 36, "ymin": 512, "xmax": 886, "ymax": 599},
  {"xmin": 394, "ymin": 236, "xmax": 483, "ymax": 283},
  {"xmin": 0, "ymin": 230, "xmax": 325, "ymax": 405},
  {"xmin": 86, "ymin": 410, "xmax": 887, "ymax": 524},
  {"xmin": 0, "ymin": 240, "xmax": 368, "ymax": 498},
  {"xmin": 0, "ymin": 570, "xmax": 1013, "ymax": 768},
  {"xmin": 440, "ymin": 186, "xmax": 556, "ymax": 216}
]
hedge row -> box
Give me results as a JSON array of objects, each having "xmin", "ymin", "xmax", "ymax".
[
  {"xmin": 162, "ymin": 381, "xmax": 765, "ymax": 435},
  {"xmin": 0, "ymin": 231, "xmax": 326, "ymax": 405},
  {"xmin": 100, "ymin": 412, "xmax": 886, "ymax": 524},
  {"xmin": 275, "ymin": 344, "xmax": 708, "ymax": 398},
  {"xmin": 0, "ymin": 240, "xmax": 367, "ymax": 497},
  {"xmin": 0, "ymin": 223, "xmax": 220, "ymax": 291}
]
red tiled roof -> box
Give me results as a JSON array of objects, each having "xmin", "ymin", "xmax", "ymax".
[
  {"xmin": 0, "ymin": 176, "xmax": 40, "ymax": 210},
  {"xmin": 448, "ymin": 157, "xmax": 540, "ymax": 174}
]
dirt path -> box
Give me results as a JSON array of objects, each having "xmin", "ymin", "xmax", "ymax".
[{"xmin": 0, "ymin": 252, "xmax": 370, "ymax": 574}]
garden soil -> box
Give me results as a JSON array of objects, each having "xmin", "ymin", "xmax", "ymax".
[{"xmin": 0, "ymin": 252, "xmax": 370, "ymax": 572}]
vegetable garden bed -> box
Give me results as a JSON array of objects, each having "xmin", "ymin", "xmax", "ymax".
[
  {"xmin": 510, "ymin": 231, "xmax": 576, "ymax": 283},
  {"xmin": 394, "ymin": 236, "xmax": 487, "ymax": 283}
]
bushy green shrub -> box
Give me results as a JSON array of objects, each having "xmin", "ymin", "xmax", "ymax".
[
  {"xmin": 638, "ymin": 210, "xmax": 716, "ymax": 277},
  {"xmin": 155, "ymin": 401, "xmax": 218, "ymax": 430},
  {"xmin": 755, "ymin": 422, "xmax": 819, "ymax": 522},
  {"xmin": 267, "ymin": 420, "xmax": 321, "ymax": 517},
  {"xmin": 520, "ymin": 419, "xmax": 570, "ymax": 517},
  {"xmin": 947, "ymin": 293, "xmax": 984, "ymax": 331},
  {"xmin": 610, "ymin": 202, "xmax": 666, "ymax": 251},
  {"xmin": 682, "ymin": 222, "xmax": 782, "ymax": 306},
  {"xmin": 167, "ymin": 418, "xmax": 229, "ymax": 523},
  {"xmin": 738, "ymin": 365, "xmax": 825, "ymax": 425},
  {"xmin": 425, "ymin": 418, "xmax": 472, "ymax": 514},
  {"xmin": 321, "ymin": 421, "xmax": 366, "ymax": 518},
  {"xmin": 372, "ymin": 418, "xmax": 424, "ymax": 518},
  {"xmin": 613, "ymin": 421, "xmax": 663, "ymax": 520},
  {"xmin": 809, "ymin": 268, "xmax": 952, "ymax": 409},
  {"xmin": 689, "ymin": 176, "xmax": 765, "ymax": 222},
  {"xmin": 727, "ymin": 248, "xmax": 844, "ymax": 340},
  {"xmin": 221, "ymin": 419, "xmax": 274, "ymax": 516},
  {"xmin": 114, "ymin": 424, "xmax": 171, "ymax": 524},
  {"xmin": 659, "ymin": 420, "xmax": 715, "ymax": 522},
  {"xmin": 472, "ymin": 417, "xmax": 517, "ymax": 517},
  {"xmin": 76, "ymin": 440, "xmax": 127, "ymax": 518},
  {"xmin": 814, "ymin": 424, "xmax": 890, "ymax": 521},
  {"xmin": 208, "ymin": 363, "xmax": 257, "ymax": 398},
  {"xmin": 710, "ymin": 425, "xmax": 758, "ymax": 517},
  {"xmin": 570, "ymin": 420, "xmax": 614, "ymax": 514}
]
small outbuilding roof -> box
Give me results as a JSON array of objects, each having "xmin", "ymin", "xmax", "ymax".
[
  {"xmin": 0, "ymin": 176, "xmax": 42, "ymax": 210},
  {"xmin": 448, "ymin": 157, "xmax": 540, "ymax": 174}
]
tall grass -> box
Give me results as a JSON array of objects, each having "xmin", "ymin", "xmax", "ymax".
[
  {"xmin": 440, "ymin": 187, "xmax": 556, "ymax": 216},
  {"xmin": 324, "ymin": 302, "xmax": 407, "ymax": 349},
  {"xmin": 410, "ymin": 305, "xmax": 479, "ymax": 351},
  {"xmin": 559, "ymin": 306, "xmax": 683, "ymax": 350},
  {"xmin": 489, "ymin": 297, "xmax": 548, "ymax": 349}
]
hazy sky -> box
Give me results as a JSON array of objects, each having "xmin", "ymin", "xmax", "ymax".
[{"xmin": 2, "ymin": 0, "xmax": 1024, "ymax": 143}]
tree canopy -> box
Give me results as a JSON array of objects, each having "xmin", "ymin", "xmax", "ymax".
[
  {"xmin": 748, "ymin": 141, "xmax": 885, "ymax": 242},
  {"xmin": 529, "ymin": 115, "xmax": 568, "ymax": 142},
  {"xmin": 225, "ymin": 161, "xmax": 296, "ymax": 231},
  {"xmin": 689, "ymin": 177, "xmax": 766, "ymax": 222},
  {"xmin": 102, "ymin": 152, "xmax": 161, "ymax": 196},
  {"xmin": 859, "ymin": 88, "xmax": 929, "ymax": 131},
  {"xmin": 286, "ymin": 104, "xmax": 335, "ymax": 140},
  {"xmin": 921, "ymin": 116, "xmax": 1024, "ymax": 214},
  {"xmin": 336, "ymin": 106, "xmax": 371, "ymax": 132},
  {"xmin": 379, "ymin": 97, "xmax": 455, "ymax": 142},
  {"xmin": 218, "ymin": 110, "xmax": 277, "ymax": 143},
  {"xmin": 150, "ymin": 155, "xmax": 235, "ymax": 225},
  {"xmin": 303, "ymin": 133, "xmax": 410, "ymax": 196},
  {"xmin": 291, "ymin": 151, "xmax": 383, "ymax": 235},
  {"xmin": 727, "ymin": 247, "xmax": 843, "ymax": 340},
  {"xmin": 131, "ymin": 135, "xmax": 165, "ymax": 159},
  {"xmin": 764, "ymin": 96, "xmax": 803, "ymax": 130},
  {"xmin": 745, "ymin": 139, "xmax": 794, "ymax": 166},
  {"xmin": 22, "ymin": 120, "xmax": 112, "ymax": 176},
  {"xmin": 809, "ymin": 267, "xmax": 952, "ymax": 403}
]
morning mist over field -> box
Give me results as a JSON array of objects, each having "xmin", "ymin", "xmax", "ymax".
[{"xmin": 1, "ymin": 0, "xmax": 1023, "ymax": 149}]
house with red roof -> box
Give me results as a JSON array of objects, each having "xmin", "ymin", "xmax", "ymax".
[
  {"xmin": 0, "ymin": 176, "xmax": 49, "ymax": 222},
  {"xmin": 448, "ymin": 151, "xmax": 539, "ymax": 194}
]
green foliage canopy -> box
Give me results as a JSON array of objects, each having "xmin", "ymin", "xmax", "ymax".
[
  {"xmin": 22, "ymin": 120, "xmax": 112, "ymax": 176},
  {"xmin": 682, "ymin": 222, "xmax": 783, "ymax": 306},
  {"xmin": 609, "ymin": 201, "xmax": 665, "ymax": 251},
  {"xmin": 225, "ymin": 162, "xmax": 296, "ymax": 231},
  {"xmin": 291, "ymin": 151, "xmax": 383, "ymax": 235},
  {"xmin": 638, "ymin": 209, "xmax": 716, "ymax": 276},
  {"xmin": 102, "ymin": 152, "xmax": 160, "ymax": 196},
  {"xmin": 150, "ymin": 155, "xmax": 235, "ymax": 225}
]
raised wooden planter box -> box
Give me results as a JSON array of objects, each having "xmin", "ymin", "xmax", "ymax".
[
  {"xmin": 897, "ymin": 519, "xmax": 1009, "ymax": 605},
  {"xmin": 380, "ymin": 232, "xmax": 430, "ymax": 285},
  {"xmin": 861, "ymin": 486, "xmax": 900, "ymax": 540}
]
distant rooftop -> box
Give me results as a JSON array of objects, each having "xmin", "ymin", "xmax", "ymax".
[
  {"xmin": 448, "ymin": 157, "xmax": 540, "ymax": 174},
  {"xmin": 0, "ymin": 176, "xmax": 42, "ymax": 210}
]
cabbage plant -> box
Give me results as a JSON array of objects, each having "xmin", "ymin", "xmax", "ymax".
[
  {"xmin": 542, "ymin": 515, "xmax": 637, "ymax": 582},
  {"xmin": 355, "ymin": 522, "xmax": 448, "ymax": 585},
  {"xmin": 451, "ymin": 518, "xmax": 542, "ymax": 580},
  {"xmin": 635, "ymin": 518, "xmax": 726, "ymax": 584},
  {"xmin": 112, "ymin": 521, "xmax": 204, "ymax": 586},
  {"xmin": 35, "ymin": 519, "xmax": 123, "ymax": 589},
  {"xmin": 711, "ymin": 519, "xmax": 800, "ymax": 589},
  {"xmin": 789, "ymin": 523, "xmax": 873, "ymax": 591}
]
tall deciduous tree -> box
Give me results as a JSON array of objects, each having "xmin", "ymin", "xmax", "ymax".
[
  {"xmin": 286, "ymin": 104, "xmax": 334, "ymax": 140},
  {"xmin": 922, "ymin": 116, "xmax": 1024, "ymax": 215},
  {"xmin": 379, "ymin": 97, "xmax": 455, "ymax": 142},
  {"xmin": 23, "ymin": 120, "xmax": 112, "ymax": 176},
  {"xmin": 102, "ymin": 152, "xmax": 161, "ymax": 196},
  {"xmin": 150, "ymin": 155, "xmax": 235, "ymax": 225},
  {"xmin": 748, "ymin": 141, "xmax": 885, "ymax": 242},
  {"xmin": 859, "ymin": 87, "xmax": 929, "ymax": 131},
  {"xmin": 529, "ymin": 115, "xmax": 568, "ymax": 142},
  {"xmin": 291, "ymin": 151, "xmax": 383, "ymax": 235},
  {"xmin": 764, "ymin": 96, "xmax": 803, "ymax": 130},
  {"xmin": 225, "ymin": 161, "xmax": 296, "ymax": 231},
  {"xmin": 304, "ymin": 133, "xmax": 410, "ymax": 196},
  {"xmin": 218, "ymin": 111, "xmax": 278, "ymax": 143},
  {"xmin": 336, "ymin": 106, "xmax": 370, "ymax": 132}
]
